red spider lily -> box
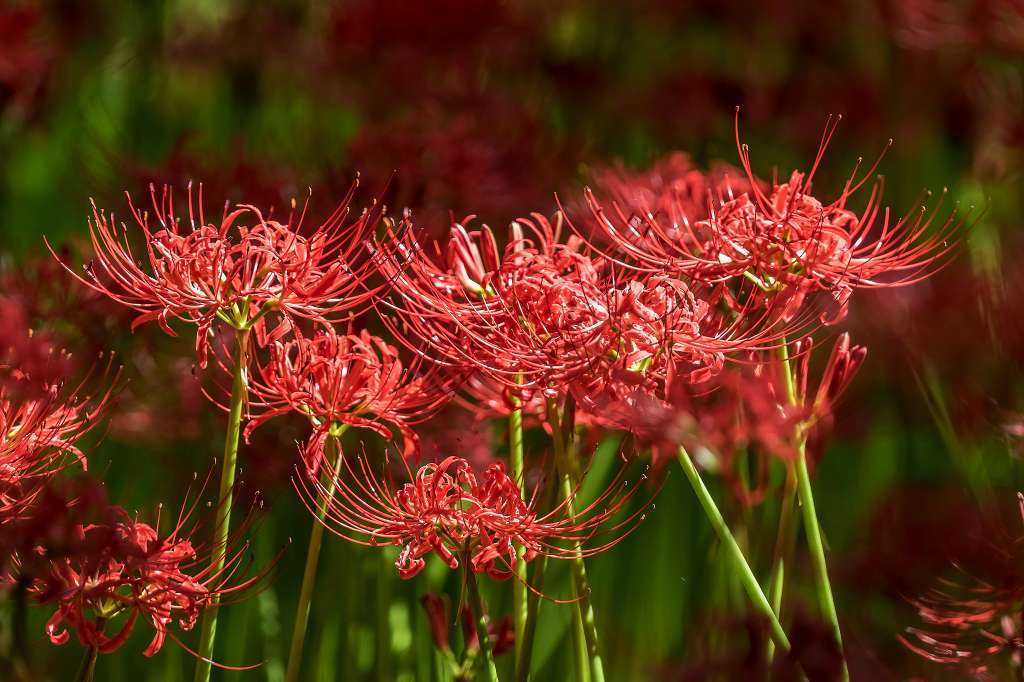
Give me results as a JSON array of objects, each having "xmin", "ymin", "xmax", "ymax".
[
  {"xmin": 296, "ymin": 454, "xmax": 652, "ymax": 580},
  {"xmin": 568, "ymin": 153, "xmax": 756, "ymax": 265},
  {"xmin": 0, "ymin": 476, "xmax": 111, "ymax": 590},
  {"xmin": 576, "ymin": 115, "xmax": 965, "ymax": 325},
  {"xmin": 377, "ymin": 212, "xmax": 797, "ymax": 406},
  {"xmin": 375, "ymin": 212, "xmax": 618, "ymax": 400},
  {"xmin": 588, "ymin": 154, "xmax": 756, "ymax": 227},
  {"xmin": 0, "ymin": 302, "xmax": 76, "ymax": 395},
  {"xmin": 0, "ymin": 362, "xmax": 115, "ymax": 523},
  {"xmin": 32, "ymin": 485, "xmax": 276, "ymax": 662},
  {"xmin": 247, "ymin": 325, "xmax": 457, "ymax": 467},
  {"xmin": 51, "ymin": 182, "xmax": 398, "ymax": 366},
  {"xmin": 900, "ymin": 492, "xmax": 1024, "ymax": 676}
]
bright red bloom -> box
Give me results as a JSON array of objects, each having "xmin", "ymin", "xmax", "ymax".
[
  {"xmin": 33, "ymin": 490, "xmax": 272, "ymax": 660},
  {"xmin": 378, "ymin": 213, "xmax": 794, "ymax": 409},
  {"xmin": 247, "ymin": 326, "xmax": 456, "ymax": 466},
  {"xmin": 571, "ymin": 153, "xmax": 756, "ymax": 263},
  {"xmin": 590, "ymin": 153, "xmax": 754, "ymax": 224},
  {"xmin": 0, "ymin": 364, "xmax": 114, "ymax": 523},
  {"xmin": 297, "ymin": 454, "xmax": 649, "ymax": 580},
  {"xmin": 578, "ymin": 116, "xmax": 965, "ymax": 325},
  {"xmin": 53, "ymin": 182, "xmax": 396, "ymax": 366},
  {"xmin": 376, "ymin": 213, "xmax": 618, "ymax": 401}
]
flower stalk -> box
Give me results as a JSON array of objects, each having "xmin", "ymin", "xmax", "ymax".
[
  {"xmin": 75, "ymin": 645, "xmax": 99, "ymax": 682},
  {"xmin": 509, "ymin": 389, "xmax": 527, "ymax": 677},
  {"xmin": 547, "ymin": 398, "xmax": 604, "ymax": 682},
  {"xmin": 285, "ymin": 428, "xmax": 347, "ymax": 682},
  {"xmin": 676, "ymin": 445, "xmax": 791, "ymax": 653},
  {"xmin": 778, "ymin": 344, "xmax": 849, "ymax": 681},
  {"xmin": 465, "ymin": 560, "xmax": 500, "ymax": 682},
  {"xmin": 193, "ymin": 326, "xmax": 251, "ymax": 682}
]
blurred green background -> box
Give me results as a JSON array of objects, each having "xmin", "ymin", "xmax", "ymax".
[{"xmin": 1, "ymin": 0, "xmax": 1022, "ymax": 680}]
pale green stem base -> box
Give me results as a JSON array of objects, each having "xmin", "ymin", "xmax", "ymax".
[{"xmin": 795, "ymin": 445, "xmax": 848, "ymax": 681}]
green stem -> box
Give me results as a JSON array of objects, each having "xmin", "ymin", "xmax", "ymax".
[
  {"xmin": 676, "ymin": 445, "xmax": 791, "ymax": 653},
  {"xmin": 509, "ymin": 394, "xmax": 527, "ymax": 677},
  {"xmin": 75, "ymin": 646, "xmax": 98, "ymax": 682},
  {"xmin": 193, "ymin": 327, "xmax": 251, "ymax": 682},
  {"xmin": 766, "ymin": 468, "xmax": 799, "ymax": 663},
  {"xmin": 465, "ymin": 562, "xmax": 500, "ymax": 682},
  {"xmin": 795, "ymin": 443, "xmax": 847, "ymax": 679},
  {"xmin": 778, "ymin": 344, "xmax": 848, "ymax": 680},
  {"xmin": 547, "ymin": 399, "xmax": 603, "ymax": 682},
  {"xmin": 517, "ymin": 472, "xmax": 558, "ymax": 682},
  {"xmin": 285, "ymin": 431, "xmax": 346, "ymax": 682}
]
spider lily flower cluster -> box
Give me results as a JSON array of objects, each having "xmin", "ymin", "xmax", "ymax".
[
  {"xmin": 51, "ymin": 181, "xmax": 398, "ymax": 367},
  {"xmin": 35, "ymin": 494, "xmax": 270, "ymax": 661},
  {"xmin": 296, "ymin": 455, "xmax": 648, "ymax": 580},
  {"xmin": 12, "ymin": 115, "xmax": 965, "ymax": 680}
]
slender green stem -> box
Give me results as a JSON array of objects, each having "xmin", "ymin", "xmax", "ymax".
[
  {"xmin": 285, "ymin": 431, "xmax": 346, "ymax": 682},
  {"xmin": 766, "ymin": 468, "xmax": 798, "ymax": 663},
  {"xmin": 509, "ymin": 393, "xmax": 527, "ymax": 677},
  {"xmin": 547, "ymin": 399, "xmax": 604, "ymax": 682},
  {"xmin": 517, "ymin": 472, "xmax": 558, "ymax": 682},
  {"xmin": 193, "ymin": 327, "xmax": 251, "ymax": 682},
  {"xmin": 795, "ymin": 443, "xmax": 847, "ymax": 678},
  {"xmin": 75, "ymin": 646, "xmax": 98, "ymax": 682},
  {"xmin": 465, "ymin": 562, "xmax": 500, "ymax": 682},
  {"xmin": 676, "ymin": 445, "xmax": 791, "ymax": 653},
  {"xmin": 778, "ymin": 344, "xmax": 848, "ymax": 680}
]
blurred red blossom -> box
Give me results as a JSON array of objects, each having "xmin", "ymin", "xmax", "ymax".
[
  {"xmin": 0, "ymin": 363, "xmax": 114, "ymax": 524},
  {"xmin": 900, "ymin": 492, "xmax": 1024, "ymax": 676}
]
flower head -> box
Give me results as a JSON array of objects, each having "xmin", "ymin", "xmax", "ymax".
[
  {"xmin": 53, "ymin": 182, "xmax": 397, "ymax": 366},
  {"xmin": 0, "ymin": 362, "xmax": 114, "ymax": 523},
  {"xmin": 248, "ymin": 325, "xmax": 456, "ymax": 466},
  {"xmin": 577, "ymin": 114, "xmax": 965, "ymax": 325},
  {"xmin": 297, "ymin": 454, "xmax": 651, "ymax": 580},
  {"xmin": 32, "ymin": 486, "xmax": 274, "ymax": 660}
]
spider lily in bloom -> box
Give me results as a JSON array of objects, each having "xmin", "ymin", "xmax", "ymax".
[
  {"xmin": 578, "ymin": 114, "xmax": 965, "ymax": 325},
  {"xmin": 32, "ymin": 488, "xmax": 274, "ymax": 663},
  {"xmin": 376, "ymin": 212, "xmax": 615, "ymax": 401},
  {"xmin": 377, "ymin": 212, "xmax": 797, "ymax": 409},
  {"xmin": 247, "ymin": 325, "xmax": 456, "ymax": 467},
  {"xmin": 51, "ymin": 182, "xmax": 395, "ymax": 367},
  {"xmin": 900, "ymin": 493, "xmax": 1024, "ymax": 676},
  {"xmin": 568, "ymin": 153, "xmax": 756, "ymax": 265},
  {"xmin": 296, "ymin": 454, "xmax": 651, "ymax": 580},
  {"xmin": 0, "ymin": 362, "xmax": 114, "ymax": 523}
]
